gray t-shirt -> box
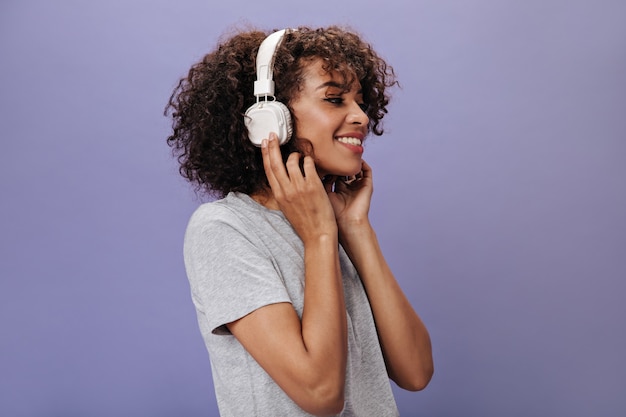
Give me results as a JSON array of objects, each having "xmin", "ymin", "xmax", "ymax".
[{"xmin": 184, "ymin": 192, "xmax": 399, "ymax": 417}]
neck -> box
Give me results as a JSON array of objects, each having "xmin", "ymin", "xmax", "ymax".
[{"xmin": 250, "ymin": 188, "xmax": 280, "ymax": 211}]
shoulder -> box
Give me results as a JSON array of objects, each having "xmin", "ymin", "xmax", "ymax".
[
  {"xmin": 184, "ymin": 192, "xmax": 272, "ymax": 250},
  {"xmin": 187, "ymin": 193, "xmax": 253, "ymax": 232}
]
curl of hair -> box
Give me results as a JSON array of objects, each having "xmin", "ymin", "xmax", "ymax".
[{"xmin": 165, "ymin": 26, "xmax": 397, "ymax": 198}]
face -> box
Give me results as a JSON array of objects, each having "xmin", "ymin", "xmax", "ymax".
[{"xmin": 289, "ymin": 59, "xmax": 370, "ymax": 178}]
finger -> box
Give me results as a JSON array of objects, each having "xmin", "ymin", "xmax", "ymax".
[
  {"xmin": 285, "ymin": 152, "xmax": 304, "ymax": 184},
  {"xmin": 343, "ymin": 175, "xmax": 357, "ymax": 185},
  {"xmin": 261, "ymin": 134, "xmax": 281, "ymax": 190},
  {"xmin": 265, "ymin": 132, "xmax": 291, "ymax": 187},
  {"xmin": 360, "ymin": 160, "xmax": 373, "ymax": 179},
  {"xmin": 301, "ymin": 155, "xmax": 318, "ymax": 180}
]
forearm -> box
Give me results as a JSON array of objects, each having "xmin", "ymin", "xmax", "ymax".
[
  {"xmin": 340, "ymin": 220, "xmax": 434, "ymax": 391},
  {"xmin": 299, "ymin": 233, "xmax": 348, "ymax": 404}
]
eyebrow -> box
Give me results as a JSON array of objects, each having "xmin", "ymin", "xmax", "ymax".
[
  {"xmin": 315, "ymin": 81, "xmax": 363, "ymax": 94},
  {"xmin": 315, "ymin": 81, "xmax": 346, "ymax": 90}
]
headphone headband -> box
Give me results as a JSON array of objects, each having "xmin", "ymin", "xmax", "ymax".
[{"xmin": 253, "ymin": 29, "xmax": 293, "ymax": 98}]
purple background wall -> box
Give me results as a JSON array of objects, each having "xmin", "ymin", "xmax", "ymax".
[{"xmin": 1, "ymin": 1, "xmax": 625, "ymax": 416}]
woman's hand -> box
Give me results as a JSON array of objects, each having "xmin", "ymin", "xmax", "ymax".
[
  {"xmin": 261, "ymin": 133, "xmax": 337, "ymax": 243},
  {"xmin": 324, "ymin": 160, "xmax": 374, "ymax": 234}
]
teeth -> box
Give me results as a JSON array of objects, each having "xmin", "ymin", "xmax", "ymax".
[{"xmin": 336, "ymin": 137, "xmax": 362, "ymax": 146}]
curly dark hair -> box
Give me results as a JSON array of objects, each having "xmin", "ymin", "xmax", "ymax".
[{"xmin": 165, "ymin": 25, "xmax": 397, "ymax": 198}]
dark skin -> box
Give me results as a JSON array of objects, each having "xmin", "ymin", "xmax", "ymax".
[{"xmin": 227, "ymin": 59, "xmax": 433, "ymax": 417}]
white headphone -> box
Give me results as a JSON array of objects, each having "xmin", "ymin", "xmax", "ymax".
[{"xmin": 244, "ymin": 29, "xmax": 294, "ymax": 146}]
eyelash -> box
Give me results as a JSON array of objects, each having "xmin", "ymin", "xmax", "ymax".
[{"xmin": 324, "ymin": 98, "xmax": 369, "ymax": 113}]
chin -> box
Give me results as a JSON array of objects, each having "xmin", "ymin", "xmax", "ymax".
[
  {"xmin": 342, "ymin": 166, "xmax": 363, "ymax": 177},
  {"xmin": 317, "ymin": 159, "xmax": 363, "ymax": 178},
  {"xmin": 325, "ymin": 170, "xmax": 359, "ymax": 178}
]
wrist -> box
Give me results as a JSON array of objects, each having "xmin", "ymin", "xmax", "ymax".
[
  {"xmin": 337, "ymin": 216, "xmax": 371, "ymax": 234},
  {"xmin": 337, "ymin": 219, "xmax": 376, "ymax": 248},
  {"xmin": 301, "ymin": 227, "xmax": 338, "ymax": 247}
]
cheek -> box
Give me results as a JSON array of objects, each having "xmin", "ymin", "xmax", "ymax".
[
  {"xmin": 295, "ymin": 108, "xmax": 318, "ymax": 126},
  {"xmin": 293, "ymin": 111, "xmax": 323, "ymax": 138}
]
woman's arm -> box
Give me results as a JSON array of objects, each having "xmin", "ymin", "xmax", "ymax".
[
  {"xmin": 327, "ymin": 161, "xmax": 434, "ymax": 391},
  {"xmin": 340, "ymin": 221, "xmax": 434, "ymax": 390},
  {"xmin": 227, "ymin": 134, "xmax": 347, "ymax": 416}
]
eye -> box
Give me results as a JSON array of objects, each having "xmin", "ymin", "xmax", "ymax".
[
  {"xmin": 358, "ymin": 102, "xmax": 369, "ymax": 113},
  {"xmin": 324, "ymin": 97, "xmax": 344, "ymax": 105}
]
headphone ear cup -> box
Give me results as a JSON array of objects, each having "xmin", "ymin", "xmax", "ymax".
[{"xmin": 244, "ymin": 101, "xmax": 293, "ymax": 146}]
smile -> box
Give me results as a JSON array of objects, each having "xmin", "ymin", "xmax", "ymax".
[{"xmin": 336, "ymin": 137, "xmax": 362, "ymax": 146}]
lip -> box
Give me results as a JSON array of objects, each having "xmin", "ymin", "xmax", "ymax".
[{"xmin": 335, "ymin": 132, "xmax": 365, "ymax": 154}]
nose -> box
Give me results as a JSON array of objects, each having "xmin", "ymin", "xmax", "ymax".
[{"xmin": 347, "ymin": 101, "xmax": 369, "ymax": 125}]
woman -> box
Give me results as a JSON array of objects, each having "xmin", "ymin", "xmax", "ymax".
[{"xmin": 165, "ymin": 25, "xmax": 433, "ymax": 417}]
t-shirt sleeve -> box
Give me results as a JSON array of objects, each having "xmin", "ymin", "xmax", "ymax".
[{"xmin": 183, "ymin": 204, "xmax": 292, "ymax": 335}]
